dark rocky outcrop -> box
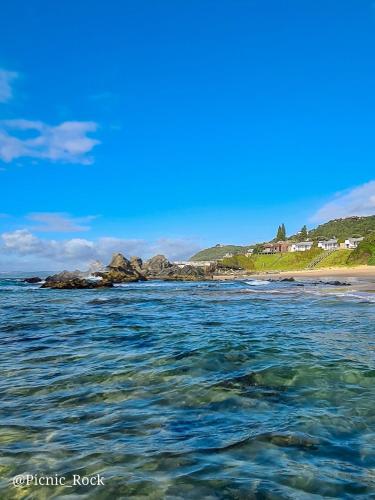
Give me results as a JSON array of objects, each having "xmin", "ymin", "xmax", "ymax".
[
  {"xmin": 23, "ymin": 276, "xmax": 43, "ymax": 283},
  {"xmin": 42, "ymin": 269, "xmax": 113, "ymax": 289},
  {"xmin": 269, "ymin": 277, "xmax": 296, "ymax": 283},
  {"xmin": 322, "ymin": 280, "xmax": 351, "ymax": 286},
  {"xmin": 44, "ymin": 270, "xmax": 84, "ymax": 283},
  {"xmin": 156, "ymin": 264, "xmax": 209, "ymax": 281},
  {"xmin": 141, "ymin": 255, "xmax": 212, "ymax": 281},
  {"xmin": 42, "ymin": 277, "xmax": 113, "ymax": 289}
]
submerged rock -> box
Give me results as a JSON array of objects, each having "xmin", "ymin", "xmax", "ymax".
[
  {"xmin": 323, "ymin": 280, "xmax": 351, "ymax": 286},
  {"xmin": 260, "ymin": 431, "xmax": 320, "ymax": 450},
  {"xmin": 269, "ymin": 277, "xmax": 296, "ymax": 283}
]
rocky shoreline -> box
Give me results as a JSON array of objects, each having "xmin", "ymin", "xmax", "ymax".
[{"xmin": 33, "ymin": 254, "xmax": 217, "ymax": 289}]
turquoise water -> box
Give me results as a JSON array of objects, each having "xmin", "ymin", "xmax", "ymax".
[{"xmin": 0, "ymin": 276, "xmax": 375, "ymax": 499}]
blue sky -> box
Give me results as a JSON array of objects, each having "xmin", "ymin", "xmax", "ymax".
[{"xmin": 1, "ymin": 0, "xmax": 375, "ymax": 269}]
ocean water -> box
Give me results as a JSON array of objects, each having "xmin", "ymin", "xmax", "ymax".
[{"xmin": 0, "ymin": 275, "xmax": 375, "ymax": 499}]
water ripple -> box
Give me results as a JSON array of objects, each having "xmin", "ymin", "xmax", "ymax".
[{"xmin": 0, "ymin": 277, "xmax": 374, "ymax": 497}]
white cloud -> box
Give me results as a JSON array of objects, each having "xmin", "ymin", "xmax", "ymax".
[
  {"xmin": 0, "ymin": 69, "xmax": 18, "ymax": 103},
  {"xmin": 0, "ymin": 119, "xmax": 100, "ymax": 164},
  {"xmin": 311, "ymin": 180, "xmax": 375, "ymax": 222},
  {"xmin": 26, "ymin": 212, "xmax": 97, "ymax": 232},
  {"xmin": 0, "ymin": 230, "xmax": 201, "ymax": 270}
]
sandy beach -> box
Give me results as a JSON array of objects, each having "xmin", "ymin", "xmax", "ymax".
[{"xmin": 214, "ymin": 265, "xmax": 375, "ymax": 283}]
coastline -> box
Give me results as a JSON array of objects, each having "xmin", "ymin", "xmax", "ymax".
[{"xmin": 213, "ymin": 265, "xmax": 375, "ymax": 282}]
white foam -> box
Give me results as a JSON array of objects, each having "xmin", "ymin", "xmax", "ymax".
[
  {"xmin": 245, "ymin": 280, "xmax": 270, "ymax": 286},
  {"xmin": 86, "ymin": 275, "xmax": 103, "ymax": 282}
]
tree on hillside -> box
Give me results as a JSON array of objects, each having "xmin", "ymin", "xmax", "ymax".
[
  {"xmin": 298, "ymin": 225, "xmax": 308, "ymax": 241},
  {"xmin": 252, "ymin": 244, "xmax": 264, "ymax": 255},
  {"xmin": 276, "ymin": 224, "xmax": 286, "ymax": 241}
]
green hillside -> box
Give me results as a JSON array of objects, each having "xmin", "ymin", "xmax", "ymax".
[
  {"xmin": 221, "ymin": 248, "xmax": 324, "ymax": 271},
  {"xmin": 220, "ymin": 243, "xmax": 375, "ymax": 272},
  {"xmin": 191, "ymin": 215, "xmax": 375, "ymax": 262},
  {"xmin": 348, "ymin": 233, "xmax": 375, "ymax": 266},
  {"xmin": 307, "ymin": 216, "xmax": 375, "ymax": 241},
  {"xmin": 190, "ymin": 245, "xmax": 252, "ymax": 262},
  {"xmin": 315, "ymin": 249, "xmax": 352, "ymax": 268}
]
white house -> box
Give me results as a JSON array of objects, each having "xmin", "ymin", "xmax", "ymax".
[
  {"xmin": 318, "ymin": 239, "xmax": 339, "ymax": 251},
  {"xmin": 344, "ymin": 237, "xmax": 364, "ymax": 249},
  {"xmin": 290, "ymin": 241, "xmax": 313, "ymax": 252}
]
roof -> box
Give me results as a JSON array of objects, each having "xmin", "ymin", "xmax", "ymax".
[
  {"xmin": 319, "ymin": 239, "xmax": 338, "ymax": 244},
  {"xmin": 347, "ymin": 237, "xmax": 364, "ymax": 242},
  {"xmin": 294, "ymin": 241, "xmax": 312, "ymax": 246}
]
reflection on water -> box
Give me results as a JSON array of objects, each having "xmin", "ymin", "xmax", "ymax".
[{"xmin": 0, "ymin": 277, "xmax": 374, "ymax": 498}]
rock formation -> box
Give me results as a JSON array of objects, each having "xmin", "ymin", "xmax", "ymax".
[
  {"xmin": 41, "ymin": 253, "xmax": 213, "ymax": 289},
  {"xmin": 142, "ymin": 255, "xmax": 172, "ymax": 278},
  {"xmin": 41, "ymin": 271, "xmax": 113, "ymax": 289},
  {"xmin": 95, "ymin": 253, "xmax": 146, "ymax": 283},
  {"xmin": 129, "ymin": 256, "xmax": 143, "ymax": 274},
  {"xmin": 42, "ymin": 277, "xmax": 113, "ymax": 289},
  {"xmin": 142, "ymin": 255, "xmax": 213, "ymax": 281},
  {"xmin": 23, "ymin": 276, "xmax": 43, "ymax": 284},
  {"xmin": 155, "ymin": 264, "xmax": 209, "ymax": 281}
]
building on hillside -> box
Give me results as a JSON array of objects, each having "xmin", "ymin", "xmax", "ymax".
[
  {"xmin": 290, "ymin": 241, "xmax": 313, "ymax": 252},
  {"xmin": 245, "ymin": 249, "xmax": 254, "ymax": 256},
  {"xmin": 261, "ymin": 241, "xmax": 292, "ymax": 254},
  {"xmin": 344, "ymin": 237, "xmax": 364, "ymax": 249},
  {"xmin": 318, "ymin": 239, "xmax": 339, "ymax": 251},
  {"xmin": 223, "ymin": 252, "xmax": 233, "ymax": 258},
  {"xmin": 174, "ymin": 261, "xmax": 213, "ymax": 267}
]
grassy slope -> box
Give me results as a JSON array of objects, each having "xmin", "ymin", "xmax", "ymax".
[
  {"xmin": 221, "ymin": 248, "xmax": 324, "ymax": 271},
  {"xmin": 190, "ymin": 245, "xmax": 251, "ymax": 261},
  {"xmin": 220, "ymin": 248, "xmax": 375, "ymax": 272},
  {"xmin": 315, "ymin": 249, "xmax": 352, "ymax": 268}
]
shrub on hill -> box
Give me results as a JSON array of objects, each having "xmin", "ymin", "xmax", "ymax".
[
  {"xmin": 308, "ymin": 216, "xmax": 375, "ymax": 241},
  {"xmin": 347, "ymin": 233, "xmax": 375, "ymax": 266},
  {"xmin": 190, "ymin": 245, "xmax": 252, "ymax": 261}
]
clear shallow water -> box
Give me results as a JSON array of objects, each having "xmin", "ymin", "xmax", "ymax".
[{"xmin": 0, "ymin": 276, "xmax": 374, "ymax": 499}]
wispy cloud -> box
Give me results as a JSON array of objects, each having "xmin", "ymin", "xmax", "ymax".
[
  {"xmin": 311, "ymin": 180, "xmax": 375, "ymax": 222},
  {"xmin": 0, "ymin": 69, "xmax": 18, "ymax": 103},
  {"xmin": 0, "ymin": 230, "xmax": 201, "ymax": 270},
  {"xmin": 26, "ymin": 212, "xmax": 97, "ymax": 232},
  {"xmin": 0, "ymin": 119, "xmax": 100, "ymax": 164}
]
